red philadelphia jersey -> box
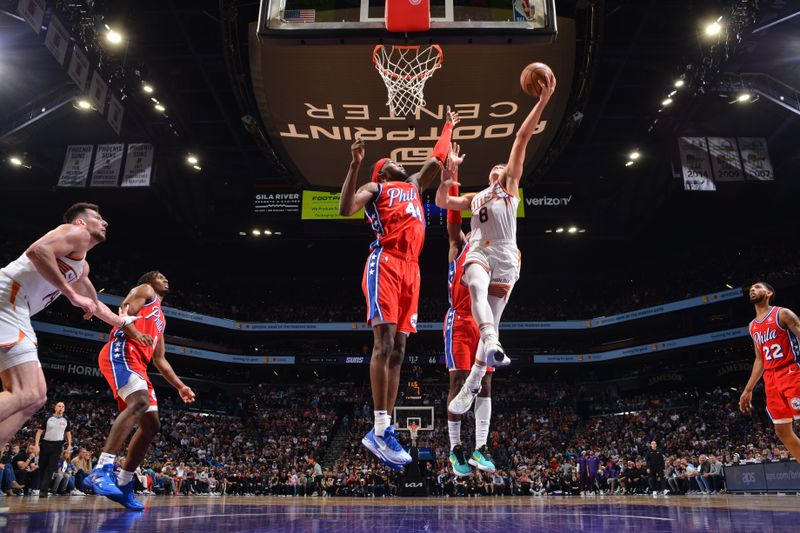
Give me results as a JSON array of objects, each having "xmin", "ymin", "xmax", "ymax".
[
  {"xmin": 749, "ymin": 306, "xmax": 800, "ymax": 376},
  {"xmin": 108, "ymin": 296, "xmax": 166, "ymax": 369},
  {"xmin": 364, "ymin": 181, "xmax": 425, "ymax": 258},
  {"xmin": 448, "ymin": 243, "xmax": 471, "ymax": 313}
]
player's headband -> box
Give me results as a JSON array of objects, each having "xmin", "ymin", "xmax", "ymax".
[{"xmin": 371, "ymin": 158, "xmax": 390, "ymax": 183}]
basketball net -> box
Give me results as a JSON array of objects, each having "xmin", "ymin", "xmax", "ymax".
[
  {"xmin": 408, "ymin": 421, "xmax": 420, "ymax": 448},
  {"xmin": 372, "ymin": 45, "xmax": 443, "ymax": 117}
]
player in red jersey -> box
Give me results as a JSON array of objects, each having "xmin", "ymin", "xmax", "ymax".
[
  {"xmin": 740, "ymin": 282, "xmax": 800, "ymax": 462},
  {"xmin": 339, "ymin": 107, "xmax": 458, "ymax": 468},
  {"xmin": 84, "ymin": 271, "xmax": 195, "ymax": 509},
  {"xmin": 441, "ymin": 145, "xmax": 496, "ymax": 477}
]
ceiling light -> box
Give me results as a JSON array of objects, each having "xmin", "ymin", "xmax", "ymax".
[
  {"xmin": 154, "ymin": 104, "xmax": 166, "ymax": 112},
  {"xmin": 186, "ymin": 155, "xmax": 198, "ymax": 165},
  {"xmin": 578, "ymin": 229, "xmax": 586, "ymax": 233},
  {"xmin": 555, "ymin": 228, "xmax": 564, "ymax": 234},
  {"xmin": 151, "ymin": 98, "xmax": 159, "ymax": 104},
  {"xmin": 662, "ymin": 98, "xmax": 673, "ymax": 106},
  {"xmin": 239, "ymin": 232, "xmax": 247, "ymax": 236},
  {"xmin": 625, "ymin": 161, "xmax": 634, "ymax": 167},
  {"xmin": 75, "ymin": 99, "xmax": 92, "ymax": 110},
  {"xmin": 545, "ymin": 229, "xmax": 553, "ymax": 234},
  {"xmin": 674, "ymin": 79, "xmax": 685, "ymax": 88},
  {"xmin": 143, "ymin": 84, "xmax": 154, "ymax": 94},
  {"xmin": 252, "ymin": 229, "xmax": 261, "ymax": 236},
  {"xmin": 9, "ymin": 157, "xmax": 23, "ymax": 167},
  {"xmin": 106, "ymin": 29, "xmax": 123, "ymax": 44},
  {"xmin": 192, "ymin": 165, "xmax": 202, "ymax": 171},
  {"xmin": 668, "ymin": 90, "xmax": 677, "ymax": 97},
  {"xmin": 705, "ymin": 20, "xmax": 722, "ymax": 36},
  {"xmin": 263, "ymin": 230, "xmax": 272, "ymax": 235},
  {"xmin": 736, "ymin": 92, "xmax": 752, "ymax": 103},
  {"xmin": 629, "ymin": 150, "xmax": 641, "ymax": 160},
  {"xmin": 568, "ymin": 227, "xmax": 577, "ymax": 234}
]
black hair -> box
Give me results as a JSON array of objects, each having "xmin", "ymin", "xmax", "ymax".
[
  {"xmin": 754, "ymin": 281, "xmax": 776, "ymax": 303},
  {"xmin": 137, "ymin": 271, "xmax": 161, "ymax": 286},
  {"xmin": 63, "ymin": 202, "xmax": 99, "ymax": 223}
]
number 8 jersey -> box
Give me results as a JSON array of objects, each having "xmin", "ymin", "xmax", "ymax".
[
  {"xmin": 469, "ymin": 182, "xmax": 519, "ymax": 244},
  {"xmin": 750, "ymin": 306, "xmax": 800, "ymax": 375}
]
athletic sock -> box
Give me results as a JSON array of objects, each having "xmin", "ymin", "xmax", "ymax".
[
  {"xmin": 448, "ymin": 420, "xmax": 462, "ymax": 450},
  {"xmin": 474, "ymin": 397, "xmax": 492, "ymax": 449},
  {"xmin": 374, "ymin": 410, "xmax": 390, "ymax": 437},
  {"xmin": 464, "ymin": 363, "xmax": 486, "ymax": 391},
  {"xmin": 97, "ymin": 452, "xmax": 116, "ymax": 468},
  {"xmin": 117, "ymin": 469, "xmax": 134, "ymax": 486}
]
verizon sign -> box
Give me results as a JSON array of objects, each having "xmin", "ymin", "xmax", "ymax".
[{"xmin": 526, "ymin": 195, "xmax": 573, "ymax": 207}]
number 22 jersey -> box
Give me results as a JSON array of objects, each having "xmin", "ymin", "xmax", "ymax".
[{"xmin": 749, "ymin": 306, "xmax": 800, "ymax": 378}]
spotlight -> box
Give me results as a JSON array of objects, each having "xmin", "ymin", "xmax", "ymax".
[
  {"xmin": 668, "ymin": 90, "xmax": 677, "ymax": 97},
  {"xmin": 545, "ymin": 229, "xmax": 553, "ymax": 234},
  {"xmin": 154, "ymin": 104, "xmax": 165, "ymax": 112},
  {"xmin": 579, "ymin": 229, "xmax": 586, "ymax": 233},
  {"xmin": 186, "ymin": 155, "xmax": 198, "ymax": 165},
  {"xmin": 662, "ymin": 98, "xmax": 673, "ymax": 106},
  {"xmin": 705, "ymin": 20, "xmax": 722, "ymax": 36},
  {"xmin": 625, "ymin": 161, "xmax": 634, "ymax": 167},
  {"xmin": 75, "ymin": 99, "xmax": 92, "ymax": 110},
  {"xmin": 629, "ymin": 150, "xmax": 641, "ymax": 160},
  {"xmin": 252, "ymin": 229, "xmax": 261, "ymax": 236},
  {"xmin": 106, "ymin": 29, "xmax": 123, "ymax": 44},
  {"xmin": 555, "ymin": 227, "xmax": 564, "ymax": 234},
  {"xmin": 263, "ymin": 230, "xmax": 273, "ymax": 235},
  {"xmin": 151, "ymin": 98, "xmax": 159, "ymax": 104},
  {"xmin": 674, "ymin": 79, "xmax": 685, "ymax": 88},
  {"xmin": 143, "ymin": 84, "xmax": 154, "ymax": 94},
  {"xmin": 192, "ymin": 165, "xmax": 202, "ymax": 171},
  {"xmin": 239, "ymin": 232, "xmax": 247, "ymax": 236},
  {"xmin": 9, "ymin": 157, "xmax": 23, "ymax": 167},
  {"xmin": 736, "ymin": 92, "xmax": 752, "ymax": 103},
  {"xmin": 568, "ymin": 227, "xmax": 577, "ymax": 234}
]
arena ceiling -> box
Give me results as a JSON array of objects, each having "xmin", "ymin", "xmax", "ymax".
[{"xmin": 0, "ymin": 0, "xmax": 798, "ymax": 245}]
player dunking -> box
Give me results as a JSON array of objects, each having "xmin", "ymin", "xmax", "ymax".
[
  {"xmin": 437, "ymin": 74, "xmax": 556, "ymax": 415},
  {"xmin": 441, "ymin": 144, "xmax": 496, "ymax": 476},
  {"xmin": 740, "ymin": 282, "xmax": 800, "ymax": 462},
  {"xmin": 0, "ymin": 203, "xmax": 140, "ymax": 450},
  {"xmin": 339, "ymin": 108, "xmax": 458, "ymax": 469},
  {"xmin": 84, "ymin": 272, "xmax": 195, "ymax": 510}
]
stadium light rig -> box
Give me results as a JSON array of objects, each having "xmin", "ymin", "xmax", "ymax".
[
  {"xmin": 705, "ymin": 17, "xmax": 722, "ymax": 37},
  {"xmin": 142, "ymin": 84, "xmax": 154, "ymax": 94},
  {"xmin": 105, "ymin": 26, "xmax": 124, "ymax": 45}
]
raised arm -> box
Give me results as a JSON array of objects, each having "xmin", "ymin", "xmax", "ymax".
[
  {"xmin": 739, "ymin": 343, "xmax": 764, "ymax": 413},
  {"xmin": 339, "ymin": 136, "xmax": 379, "ymax": 216},
  {"xmin": 409, "ymin": 106, "xmax": 460, "ymax": 192},
  {"xmin": 443, "ymin": 144, "xmax": 468, "ymax": 261},
  {"xmin": 503, "ymin": 75, "xmax": 557, "ymax": 196},
  {"xmin": 435, "ymin": 145, "xmax": 474, "ymax": 212},
  {"xmin": 152, "ymin": 336, "xmax": 195, "ymax": 403}
]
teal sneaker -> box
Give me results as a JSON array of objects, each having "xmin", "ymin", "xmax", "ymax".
[
  {"xmin": 449, "ymin": 444, "xmax": 471, "ymax": 477},
  {"xmin": 468, "ymin": 445, "xmax": 496, "ymax": 473}
]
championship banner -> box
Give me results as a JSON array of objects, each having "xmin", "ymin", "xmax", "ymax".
[
  {"xmin": 301, "ymin": 190, "xmax": 363, "ymax": 219},
  {"xmin": 707, "ymin": 137, "xmax": 744, "ymax": 182},
  {"xmin": 17, "ymin": 0, "xmax": 45, "ymax": 34},
  {"xmin": 90, "ymin": 144, "xmax": 124, "ymax": 187},
  {"xmin": 57, "ymin": 145, "xmax": 93, "ymax": 187},
  {"xmin": 678, "ymin": 137, "xmax": 715, "ymax": 191},
  {"xmin": 254, "ymin": 190, "xmax": 301, "ymax": 215},
  {"xmin": 44, "ymin": 15, "xmax": 70, "ymax": 65},
  {"xmin": 121, "ymin": 143, "xmax": 154, "ymax": 187},
  {"xmin": 738, "ymin": 137, "xmax": 774, "ymax": 181},
  {"xmin": 107, "ymin": 96, "xmax": 124, "ymax": 135},
  {"xmin": 89, "ymin": 71, "xmax": 109, "ymax": 114},
  {"xmin": 67, "ymin": 46, "xmax": 91, "ymax": 92}
]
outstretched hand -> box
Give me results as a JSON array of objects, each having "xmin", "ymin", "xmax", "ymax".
[
  {"xmin": 445, "ymin": 105, "xmax": 460, "ymax": 127},
  {"xmin": 538, "ymin": 74, "xmax": 557, "ymax": 105},
  {"xmin": 351, "ymin": 135, "xmax": 365, "ymax": 164},
  {"xmin": 446, "ymin": 142, "xmax": 466, "ymax": 178}
]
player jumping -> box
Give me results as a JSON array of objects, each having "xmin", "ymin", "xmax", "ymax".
[{"xmin": 339, "ymin": 107, "xmax": 458, "ymax": 469}]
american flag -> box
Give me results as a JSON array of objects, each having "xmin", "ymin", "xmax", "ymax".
[{"xmin": 283, "ymin": 9, "xmax": 316, "ymax": 23}]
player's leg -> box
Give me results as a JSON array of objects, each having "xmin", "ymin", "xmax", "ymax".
[
  {"xmin": 368, "ymin": 323, "xmax": 397, "ymax": 435},
  {"xmin": 774, "ymin": 422, "xmax": 800, "ymax": 461},
  {"xmin": 0, "ymin": 343, "xmax": 47, "ymax": 446},
  {"xmin": 384, "ymin": 330, "xmax": 407, "ymax": 416},
  {"xmin": 447, "ymin": 370, "xmax": 470, "ymax": 476},
  {"xmin": 768, "ymin": 383, "xmax": 800, "ymax": 463},
  {"xmin": 469, "ymin": 372, "xmax": 495, "ymax": 472},
  {"xmin": 463, "ymin": 262, "xmax": 499, "ymax": 358},
  {"xmin": 110, "ymin": 407, "xmax": 159, "ymax": 511}
]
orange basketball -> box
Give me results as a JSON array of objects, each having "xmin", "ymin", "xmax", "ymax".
[{"xmin": 520, "ymin": 62, "xmax": 553, "ymax": 97}]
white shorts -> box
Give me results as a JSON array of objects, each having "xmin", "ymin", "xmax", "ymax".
[
  {"xmin": 0, "ymin": 273, "xmax": 39, "ymax": 372},
  {"xmin": 464, "ymin": 240, "xmax": 521, "ymax": 289}
]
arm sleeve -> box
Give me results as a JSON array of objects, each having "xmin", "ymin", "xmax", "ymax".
[
  {"xmin": 446, "ymin": 184, "xmax": 461, "ymax": 224},
  {"xmin": 431, "ymin": 122, "xmax": 454, "ymax": 163}
]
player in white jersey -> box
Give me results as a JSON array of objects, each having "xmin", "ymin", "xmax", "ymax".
[
  {"xmin": 0, "ymin": 203, "xmax": 141, "ymax": 449},
  {"xmin": 436, "ymin": 73, "xmax": 556, "ymax": 415}
]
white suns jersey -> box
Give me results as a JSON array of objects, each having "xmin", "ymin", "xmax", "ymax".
[
  {"xmin": 1, "ymin": 252, "xmax": 85, "ymax": 316},
  {"xmin": 469, "ymin": 182, "xmax": 520, "ymax": 244}
]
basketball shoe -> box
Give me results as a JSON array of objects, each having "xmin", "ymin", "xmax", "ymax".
[
  {"xmin": 468, "ymin": 445, "xmax": 496, "ymax": 473},
  {"xmin": 83, "ymin": 464, "xmax": 123, "ymax": 497},
  {"xmin": 106, "ymin": 480, "xmax": 144, "ymax": 511},
  {"xmin": 361, "ymin": 428, "xmax": 404, "ymax": 471},
  {"xmin": 449, "ymin": 445, "xmax": 471, "ymax": 476},
  {"xmin": 448, "ymin": 383, "xmax": 481, "ymax": 415},
  {"xmin": 376, "ymin": 426, "xmax": 412, "ymax": 465},
  {"xmin": 484, "ymin": 337, "xmax": 510, "ymax": 368}
]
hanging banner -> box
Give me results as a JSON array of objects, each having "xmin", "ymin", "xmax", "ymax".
[
  {"xmin": 738, "ymin": 137, "xmax": 774, "ymax": 181},
  {"xmin": 707, "ymin": 137, "xmax": 744, "ymax": 182},
  {"xmin": 678, "ymin": 137, "xmax": 715, "ymax": 191},
  {"xmin": 67, "ymin": 47, "xmax": 91, "ymax": 92},
  {"xmin": 107, "ymin": 95, "xmax": 124, "ymax": 135},
  {"xmin": 17, "ymin": 0, "xmax": 45, "ymax": 34},
  {"xmin": 89, "ymin": 71, "xmax": 109, "ymax": 114},
  {"xmin": 121, "ymin": 143, "xmax": 154, "ymax": 187},
  {"xmin": 90, "ymin": 144, "xmax": 124, "ymax": 187},
  {"xmin": 58, "ymin": 145, "xmax": 94, "ymax": 187},
  {"xmin": 44, "ymin": 15, "xmax": 70, "ymax": 65}
]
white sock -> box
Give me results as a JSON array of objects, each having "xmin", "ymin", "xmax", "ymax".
[
  {"xmin": 474, "ymin": 397, "xmax": 492, "ymax": 449},
  {"xmin": 117, "ymin": 469, "xmax": 134, "ymax": 486},
  {"xmin": 97, "ymin": 452, "xmax": 116, "ymax": 468},
  {"xmin": 448, "ymin": 420, "xmax": 462, "ymax": 450},
  {"xmin": 464, "ymin": 363, "xmax": 486, "ymax": 391},
  {"xmin": 374, "ymin": 410, "xmax": 390, "ymax": 437}
]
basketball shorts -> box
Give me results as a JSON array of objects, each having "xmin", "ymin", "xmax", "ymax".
[
  {"xmin": 99, "ymin": 334, "xmax": 158, "ymax": 412},
  {"xmin": 362, "ymin": 247, "xmax": 420, "ymax": 334},
  {"xmin": 0, "ymin": 273, "xmax": 39, "ymax": 372},
  {"xmin": 444, "ymin": 308, "xmax": 494, "ymax": 373},
  {"xmin": 464, "ymin": 240, "xmax": 521, "ymax": 293},
  {"xmin": 765, "ymin": 369, "xmax": 800, "ymax": 424}
]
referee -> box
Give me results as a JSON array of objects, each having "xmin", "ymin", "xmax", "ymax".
[{"xmin": 34, "ymin": 401, "xmax": 72, "ymax": 498}]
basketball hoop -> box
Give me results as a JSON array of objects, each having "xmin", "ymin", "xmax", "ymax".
[
  {"xmin": 408, "ymin": 421, "xmax": 420, "ymax": 447},
  {"xmin": 372, "ymin": 45, "xmax": 443, "ymax": 117}
]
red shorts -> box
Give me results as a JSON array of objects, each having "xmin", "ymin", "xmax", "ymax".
[
  {"xmin": 443, "ymin": 308, "xmax": 493, "ymax": 373},
  {"xmin": 765, "ymin": 368, "xmax": 800, "ymax": 424},
  {"xmin": 99, "ymin": 338, "xmax": 158, "ymax": 413},
  {"xmin": 362, "ymin": 248, "xmax": 420, "ymax": 334}
]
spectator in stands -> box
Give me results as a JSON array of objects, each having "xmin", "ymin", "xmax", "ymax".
[
  {"xmin": 51, "ymin": 450, "xmax": 79, "ymax": 495},
  {"xmin": 696, "ymin": 454, "xmax": 712, "ymax": 494},
  {"xmin": 13, "ymin": 444, "xmax": 40, "ymax": 495},
  {"xmin": 71, "ymin": 448, "xmax": 92, "ymax": 492},
  {"xmin": 1, "ymin": 443, "xmax": 24, "ymax": 494},
  {"xmin": 707, "ymin": 454, "xmax": 724, "ymax": 493}
]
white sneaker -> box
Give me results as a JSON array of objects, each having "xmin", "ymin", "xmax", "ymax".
[
  {"xmin": 448, "ymin": 383, "xmax": 481, "ymax": 415},
  {"xmin": 70, "ymin": 489, "xmax": 85, "ymax": 496},
  {"xmin": 375, "ymin": 430, "xmax": 412, "ymax": 465}
]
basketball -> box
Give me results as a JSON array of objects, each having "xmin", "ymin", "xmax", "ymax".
[{"xmin": 520, "ymin": 62, "xmax": 554, "ymax": 96}]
